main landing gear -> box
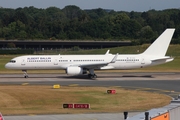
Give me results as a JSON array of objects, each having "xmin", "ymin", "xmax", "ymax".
[
  {"xmin": 88, "ymin": 74, "xmax": 97, "ymax": 79},
  {"xmin": 22, "ymin": 70, "xmax": 28, "ymax": 78},
  {"xmin": 88, "ymin": 69, "xmax": 97, "ymax": 79}
]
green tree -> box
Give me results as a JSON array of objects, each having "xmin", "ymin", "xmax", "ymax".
[
  {"xmin": 62, "ymin": 5, "xmax": 83, "ymax": 20},
  {"xmin": 2, "ymin": 27, "xmax": 11, "ymax": 39},
  {"xmin": 139, "ymin": 26, "xmax": 154, "ymax": 44}
]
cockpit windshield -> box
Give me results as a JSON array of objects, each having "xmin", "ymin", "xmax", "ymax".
[{"xmin": 9, "ymin": 60, "xmax": 16, "ymax": 63}]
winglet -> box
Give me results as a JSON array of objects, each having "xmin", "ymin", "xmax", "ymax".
[
  {"xmin": 110, "ymin": 53, "xmax": 118, "ymax": 63},
  {"xmin": 105, "ymin": 50, "xmax": 110, "ymax": 55}
]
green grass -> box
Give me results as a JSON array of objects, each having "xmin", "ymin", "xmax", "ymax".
[
  {"xmin": 1, "ymin": 44, "xmax": 180, "ymax": 73},
  {"xmin": 41, "ymin": 44, "xmax": 179, "ymax": 55},
  {"xmin": 0, "ymin": 85, "xmax": 171, "ymax": 115}
]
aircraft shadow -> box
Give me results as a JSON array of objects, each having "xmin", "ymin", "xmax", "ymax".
[{"xmin": 57, "ymin": 74, "xmax": 154, "ymax": 79}]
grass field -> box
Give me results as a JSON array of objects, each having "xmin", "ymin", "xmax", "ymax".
[
  {"xmin": 1, "ymin": 44, "xmax": 180, "ymax": 73},
  {"xmin": 0, "ymin": 85, "xmax": 171, "ymax": 115}
]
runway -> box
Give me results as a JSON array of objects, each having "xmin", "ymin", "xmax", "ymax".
[
  {"xmin": 0, "ymin": 72, "xmax": 180, "ymax": 98},
  {"xmin": 1, "ymin": 72, "xmax": 180, "ymax": 120}
]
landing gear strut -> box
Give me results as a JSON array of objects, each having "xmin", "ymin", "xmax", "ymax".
[
  {"xmin": 88, "ymin": 69, "xmax": 97, "ymax": 79},
  {"xmin": 22, "ymin": 70, "xmax": 28, "ymax": 78}
]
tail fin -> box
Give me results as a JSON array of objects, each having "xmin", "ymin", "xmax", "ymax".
[{"xmin": 142, "ymin": 28, "xmax": 175, "ymax": 56}]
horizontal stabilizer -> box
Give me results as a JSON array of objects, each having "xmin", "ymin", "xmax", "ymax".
[{"xmin": 151, "ymin": 57, "xmax": 174, "ymax": 62}]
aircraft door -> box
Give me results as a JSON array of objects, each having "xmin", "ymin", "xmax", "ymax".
[
  {"xmin": 141, "ymin": 58, "xmax": 145, "ymax": 64},
  {"xmin": 54, "ymin": 58, "xmax": 58, "ymax": 65},
  {"xmin": 21, "ymin": 59, "xmax": 26, "ymax": 65}
]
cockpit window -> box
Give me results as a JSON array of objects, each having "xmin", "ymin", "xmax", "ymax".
[{"xmin": 9, "ymin": 60, "xmax": 16, "ymax": 63}]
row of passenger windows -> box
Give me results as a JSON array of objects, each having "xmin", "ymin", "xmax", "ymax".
[
  {"xmin": 26, "ymin": 59, "xmax": 140, "ymax": 62},
  {"xmin": 59, "ymin": 59, "xmax": 105, "ymax": 62},
  {"xmin": 59, "ymin": 60, "xmax": 68, "ymax": 62},
  {"xmin": 73, "ymin": 59, "xmax": 104, "ymax": 62},
  {"xmin": 27, "ymin": 59, "xmax": 105, "ymax": 63},
  {"xmin": 117, "ymin": 59, "xmax": 140, "ymax": 61},
  {"xmin": 19, "ymin": 59, "xmax": 140, "ymax": 63},
  {"xmin": 27, "ymin": 60, "xmax": 51, "ymax": 62}
]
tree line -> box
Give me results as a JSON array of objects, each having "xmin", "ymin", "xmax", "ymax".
[{"xmin": 0, "ymin": 5, "xmax": 180, "ymax": 44}]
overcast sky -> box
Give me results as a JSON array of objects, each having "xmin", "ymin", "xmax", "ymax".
[{"xmin": 0, "ymin": 0, "xmax": 180, "ymax": 12}]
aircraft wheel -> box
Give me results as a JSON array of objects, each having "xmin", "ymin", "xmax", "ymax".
[
  {"xmin": 93, "ymin": 74, "xmax": 97, "ymax": 78},
  {"xmin": 24, "ymin": 75, "xmax": 28, "ymax": 78},
  {"xmin": 88, "ymin": 74, "xmax": 91, "ymax": 78},
  {"xmin": 88, "ymin": 74, "xmax": 97, "ymax": 79}
]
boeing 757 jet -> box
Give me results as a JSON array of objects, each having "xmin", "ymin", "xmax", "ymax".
[{"xmin": 5, "ymin": 29, "xmax": 175, "ymax": 79}]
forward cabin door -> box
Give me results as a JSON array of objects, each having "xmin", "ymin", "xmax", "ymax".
[{"xmin": 21, "ymin": 59, "xmax": 25, "ymax": 65}]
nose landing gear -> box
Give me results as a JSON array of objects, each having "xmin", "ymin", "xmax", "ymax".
[{"xmin": 22, "ymin": 70, "xmax": 28, "ymax": 78}]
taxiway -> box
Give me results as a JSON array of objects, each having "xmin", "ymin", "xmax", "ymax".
[{"xmin": 1, "ymin": 72, "xmax": 180, "ymax": 120}]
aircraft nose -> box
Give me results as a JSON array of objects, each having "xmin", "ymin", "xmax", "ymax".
[{"xmin": 5, "ymin": 63, "xmax": 10, "ymax": 69}]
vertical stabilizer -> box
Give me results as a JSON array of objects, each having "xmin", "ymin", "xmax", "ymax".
[{"xmin": 142, "ymin": 28, "xmax": 175, "ymax": 57}]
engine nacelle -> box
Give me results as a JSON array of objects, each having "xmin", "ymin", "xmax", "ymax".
[{"xmin": 66, "ymin": 66, "xmax": 84, "ymax": 75}]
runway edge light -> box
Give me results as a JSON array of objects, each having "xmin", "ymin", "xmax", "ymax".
[{"xmin": 53, "ymin": 84, "xmax": 60, "ymax": 89}]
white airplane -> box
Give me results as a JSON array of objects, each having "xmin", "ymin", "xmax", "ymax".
[{"xmin": 5, "ymin": 28, "xmax": 175, "ymax": 79}]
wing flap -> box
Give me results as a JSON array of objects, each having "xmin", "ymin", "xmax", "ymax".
[
  {"xmin": 70, "ymin": 62, "xmax": 109, "ymax": 69},
  {"xmin": 101, "ymin": 66, "xmax": 114, "ymax": 69}
]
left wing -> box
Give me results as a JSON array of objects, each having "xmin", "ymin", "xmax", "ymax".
[
  {"xmin": 80, "ymin": 62, "xmax": 110, "ymax": 69},
  {"xmin": 70, "ymin": 53, "xmax": 118, "ymax": 69}
]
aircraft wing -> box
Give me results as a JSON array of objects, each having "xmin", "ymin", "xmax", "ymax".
[
  {"xmin": 111, "ymin": 53, "xmax": 118, "ymax": 63},
  {"xmin": 105, "ymin": 50, "xmax": 110, "ymax": 55},
  {"xmin": 70, "ymin": 53, "xmax": 118, "ymax": 69},
  {"xmin": 79, "ymin": 62, "xmax": 109, "ymax": 69},
  {"xmin": 69, "ymin": 62, "xmax": 109, "ymax": 69}
]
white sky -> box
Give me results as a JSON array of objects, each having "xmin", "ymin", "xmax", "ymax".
[{"xmin": 0, "ymin": 0, "xmax": 180, "ymax": 12}]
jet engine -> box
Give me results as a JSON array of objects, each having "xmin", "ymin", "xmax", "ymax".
[{"xmin": 66, "ymin": 66, "xmax": 85, "ymax": 75}]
